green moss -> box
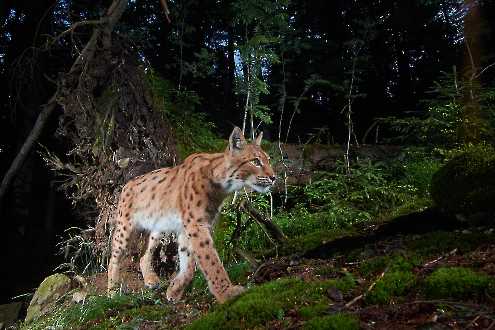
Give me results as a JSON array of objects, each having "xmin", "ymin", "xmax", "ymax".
[
  {"xmin": 187, "ymin": 276, "xmax": 356, "ymax": 330},
  {"xmin": 431, "ymin": 144, "xmax": 495, "ymax": 215},
  {"xmin": 273, "ymin": 228, "xmax": 356, "ymax": 257},
  {"xmin": 25, "ymin": 273, "xmax": 73, "ymax": 323},
  {"xmin": 359, "ymin": 254, "xmax": 420, "ymax": 279},
  {"xmin": 365, "ymin": 270, "xmax": 416, "ymax": 305},
  {"xmin": 299, "ymin": 303, "xmax": 328, "ymax": 319},
  {"xmin": 359, "ymin": 256, "xmax": 389, "ymax": 277},
  {"xmin": 424, "ymin": 267, "xmax": 493, "ymax": 299},
  {"xmin": 406, "ymin": 231, "xmax": 493, "ymax": 257},
  {"xmin": 303, "ymin": 313, "xmax": 360, "ymax": 330},
  {"xmin": 191, "ymin": 262, "xmax": 252, "ymax": 295}
]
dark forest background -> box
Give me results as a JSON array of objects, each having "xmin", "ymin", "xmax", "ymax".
[{"xmin": 1, "ymin": 0, "xmax": 495, "ymax": 307}]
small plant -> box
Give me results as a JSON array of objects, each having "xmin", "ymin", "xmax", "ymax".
[
  {"xmin": 363, "ymin": 254, "xmax": 419, "ymax": 305},
  {"xmin": 55, "ymin": 227, "xmax": 105, "ymax": 275},
  {"xmin": 424, "ymin": 267, "xmax": 493, "ymax": 299},
  {"xmin": 365, "ymin": 270, "xmax": 416, "ymax": 305}
]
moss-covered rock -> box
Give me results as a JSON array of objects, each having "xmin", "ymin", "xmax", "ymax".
[
  {"xmin": 25, "ymin": 273, "xmax": 73, "ymax": 323},
  {"xmin": 424, "ymin": 267, "xmax": 493, "ymax": 299},
  {"xmin": 431, "ymin": 145, "xmax": 495, "ymax": 216},
  {"xmin": 187, "ymin": 276, "xmax": 356, "ymax": 330}
]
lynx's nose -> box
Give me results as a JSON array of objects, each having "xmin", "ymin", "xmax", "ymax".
[{"xmin": 269, "ymin": 176, "xmax": 276, "ymax": 183}]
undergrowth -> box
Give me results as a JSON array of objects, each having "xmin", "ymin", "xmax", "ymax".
[
  {"xmin": 23, "ymin": 291, "xmax": 167, "ymax": 330},
  {"xmin": 216, "ymin": 150, "xmax": 439, "ymax": 259}
]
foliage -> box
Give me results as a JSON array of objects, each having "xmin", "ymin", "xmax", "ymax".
[
  {"xmin": 187, "ymin": 276, "xmax": 356, "ymax": 330},
  {"xmin": 387, "ymin": 148, "xmax": 443, "ymax": 196},
  {"xmin": 55, "ymin": 227, "xmax": 105, "ymax": 275},
  {"xmin": 379, "ymin": 102, "xmax": 463, "ymax": 146},
  {"xmin": 216, "ymin": 158, "xmax": 433, "ymax": 259},
  {"xmin": 364, "ymin": 256, "xmax": 418, "ymax": 305},
  {"xmin": 365, "ymin": 270, "xmax": 416, "ymax": 305},
  {"xmin": 147, "ymin": 72, "xmax": 225, "ymax": 158},
  {"xmin": 431, "ymin": 144, "xmax": 495, "ymax": 215},
  {"xmin": 424, "ymin": 267, "xmax": 493, "ymax": 299},
  {"xmin": 380, "ymin": 70, "xmax": 495, "ymax": 146},
  {"xmin": 231, "ymin": 0, "xmax": 289, "ymax": 135}
]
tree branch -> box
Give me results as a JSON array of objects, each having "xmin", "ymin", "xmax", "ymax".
[{"xmin": 239, "ymin": 200, "xmax": 287, "ymax": 243}]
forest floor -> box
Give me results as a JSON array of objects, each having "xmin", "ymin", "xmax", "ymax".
[{"xmin": 22, "ymin": 208, "xmax": 495, "ymax": 330}]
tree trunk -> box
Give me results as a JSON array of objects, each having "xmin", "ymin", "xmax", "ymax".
[{"xmin": 461, "ymin": 0, "xmax": 482, "ymax": 143}]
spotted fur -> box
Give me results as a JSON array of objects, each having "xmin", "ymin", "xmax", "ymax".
[{"xmin": 107, "ymin": 127, "xmax": 275, "ymax": 303}]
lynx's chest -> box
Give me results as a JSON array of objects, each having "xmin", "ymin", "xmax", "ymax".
[{"xmin": 132, "ymin": 209, "xmax": 184, "ymax": 234}]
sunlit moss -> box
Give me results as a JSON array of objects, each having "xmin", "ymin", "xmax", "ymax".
[
  {"xmin": 187, "ymin": 276, "xmax": 356, "ymax": 330},
  {"xmin": 424, "ymin": 267, "xmax": 493, "ymax": 299}
]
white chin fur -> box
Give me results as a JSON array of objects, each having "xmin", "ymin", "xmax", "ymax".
[{"xmin": 248, "ymin": 183, "xmax": 271, "ymax": 193}]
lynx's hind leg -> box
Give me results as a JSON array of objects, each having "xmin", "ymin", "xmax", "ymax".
[
  {"xmin": 140, "ymin": 231, "xmax": 163, "ymax": 289},
  {"xmin": 166, "ymin": 233, "xmax": 196, "ymax": 301},
  {"xmin": 107, "ymin": 188, "xmax": 135, "ymax": 294}
]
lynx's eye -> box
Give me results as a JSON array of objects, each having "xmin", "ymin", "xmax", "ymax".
[{"xmin": 250, "ymin": 158, "xmax": 263, "ymax": 167}]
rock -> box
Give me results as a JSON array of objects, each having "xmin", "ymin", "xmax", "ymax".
[
  {"xmin": 327, "ymin": 287, "xmax": 343, "ymax": 302},
  {"xmin": 25, "ymin": 273, "xmax": 73, "ymax": 323},
  {"xmin": 72, "ymin": 290, "xmax": 88, "ymax": 304},
  {"xmin": 117, "ymin": 157, "xmax": 130, "ymax": 168}
]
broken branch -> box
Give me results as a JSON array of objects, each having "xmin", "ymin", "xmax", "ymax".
[{"xmin": 239, "ymin": 200, "xmax": 287, "ymax": 243}]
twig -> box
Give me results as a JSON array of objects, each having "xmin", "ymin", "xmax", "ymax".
[
  {"xmin": 468, "ymin": 315, "xmax": 481, "ymax": 328},
  {"xmin": 239, "ymin": 200, "xmax": 287, "ymax": 243},
  {"xmin": 423, "ymin": 248, "xmax": 457, "ymax": 268},
  {"xmin": 48, "ymin": 19, "xmax": 106, "ymax": 47},
  {"xmin": 159, "ymin": 0, "xmax": 172, "ymax": 23},
  {"xmin": 345, "ymin": 267, "xmax": 388, "ymax": 308},
  {"xmin": 235, "ymin": 248, "xmax": 259, "ymax": 269},
  {"xmin": 472, "ymin": 62, "xmax": 495, "ymax": 80}
]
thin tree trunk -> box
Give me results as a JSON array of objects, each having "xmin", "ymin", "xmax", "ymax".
[
  {"xmin": 277, "ymin": 55, "xmax": 289, "ymax": 205},
  {"xmin": 0, "ymin": 98, "xmax": 57, "ymax": 206}
]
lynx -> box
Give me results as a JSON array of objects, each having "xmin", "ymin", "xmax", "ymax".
[{"xmin": 107, "ymin": 127, "xmax": 275, "ymax": 303}]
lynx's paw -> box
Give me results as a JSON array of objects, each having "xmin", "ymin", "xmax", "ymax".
[
  {"xmin": 143, "ymin": 274, "xmax": 161, "ymax": 290},
  {"xmin": 222, "ymin": 285, "xmax": 245, "ymax": 302}
]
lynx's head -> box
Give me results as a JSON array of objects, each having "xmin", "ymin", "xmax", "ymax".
[{"xmin": 222, "ymin": 127, "xmax": 276, "ymax": 193}]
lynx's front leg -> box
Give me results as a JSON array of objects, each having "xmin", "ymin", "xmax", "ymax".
[{"xmin": 184, "ymin": 221, "xmax": 244, "ymax": 303}]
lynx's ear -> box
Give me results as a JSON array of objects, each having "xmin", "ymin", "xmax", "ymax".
[
  {"xmin": 254, "ymin": 131, "xmax": 263, "ymax": 146},
  {"xmin": 228, "ymin": 127, "xmax": 246, "ymax": 152}
]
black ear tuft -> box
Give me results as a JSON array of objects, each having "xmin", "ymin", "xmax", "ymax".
[{"xmin": 229, "ymin": 126, "xmax": 246, "ymax": 151}]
